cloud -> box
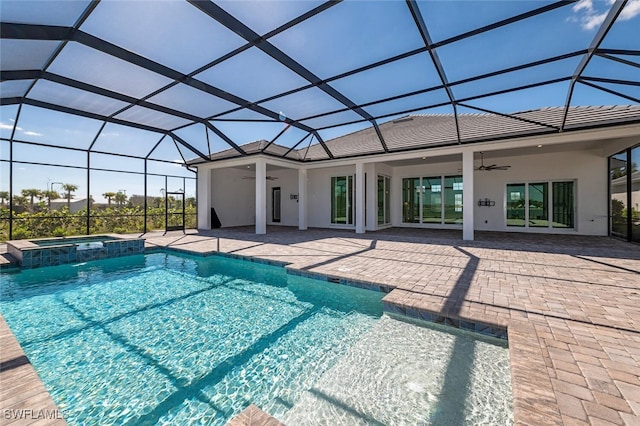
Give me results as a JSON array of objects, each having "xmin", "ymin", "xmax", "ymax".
[
  {"xmin": 583, "ymin": 11, "xmax": 608, "ymax": 29},
  {"xmin": 620, "ymin": 0, "xmax": 640, "ymax": 20},
  {"xmin": 571, "ymin": 0, "xmax": 640, "ymax": 30},
  {"xmin": 0, "ymin": 123, "xmax": 16, "ymax": 130},
  {"xmin": 572, "ymin": 0, "xmax": 594, "ymax": 13},
  {"xmin": 571, "ymin": 0, "xmax": 607, "ymax": 30},
  {"xmin": 23, "ymin": 130, "xmax": 43, "ymax": 137}
]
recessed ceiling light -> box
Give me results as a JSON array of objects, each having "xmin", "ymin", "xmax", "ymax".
[
  {"xmin": 422, "ymin": 156, "xmax": 426, "ymax": 160},
  {"xmin": 537, "ymin": 144, "xmax": 542, "ymax": 148}
]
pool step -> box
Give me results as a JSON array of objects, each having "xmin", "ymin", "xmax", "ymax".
[
  {"xmin": 0, "ymin": 252, "xmax": 19, "ymax": 269},
  {"xmin": 226, "ymin": 404, "xmax": 284, "ymax": 426},
  {"xmin": 382, "ymin": 290, "xmax": 509, "ymax": 340}
]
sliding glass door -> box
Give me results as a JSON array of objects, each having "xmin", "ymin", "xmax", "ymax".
[
  {"xmin": 402, "ymin": 176, "xmax": 463, "ymax": 225},
  {"xmin": 507, "ymin": 181, "xmax": 573, "ymax": 229},
  {"xmin": 610, "ymin": 145, "xmax": 640, "ymax": 242}
]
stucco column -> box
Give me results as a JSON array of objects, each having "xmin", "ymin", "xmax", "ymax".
[
  {"xmin": 255, "ymin": 159, "xmax": 267, "ymax": 235},
  {"xmin": 197, "ymin": 167, "xmax": 210, "ymax": 230},
  {"xmin": 365, "ymin": 163, "xmax": 376, "ymax": 231},
  {"xmin": 355, "ymin": 162, "xmax": 365, "ymax": 234},
  {"xmin": 298, "ymin": 167, "xmax": 308, "ymax": 230},
  {"xmin": 462, "ymin": 150, "xmax": 474, "ymax": 241}
]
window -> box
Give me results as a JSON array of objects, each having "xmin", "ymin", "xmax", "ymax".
[
  {"xmin": 528, "ymin": 182, "xmax": 548, "ymax": 227},
  {"xmin": 377, "ymin": 175, "xmax": 391, "ymax": 225},
  {"xmin": 444, "ymin": 176, "xmax": 463, "ymax": 224},
  {"xmin": 506, "ymin": 181, "xmax": 574, "ymax": 229},
  {"xmin": 402, "ymin": 175, "xmax": 463, "ymax": 225},
  {"xmin": 331, "ymin": 175, "xmax": 353, "ymax": 225},
  {"xmin": 552, "ymin": 181, "xmax": 574, "ymax": 229},
  {"xmin": 422, "ymin": 177, "xmax": 442, "ymax": 223}
]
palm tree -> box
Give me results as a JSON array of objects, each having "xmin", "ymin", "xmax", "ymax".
[
  {"xmin": 21, "ymin": 188, "xmax": 41, "ymax": 212},
  {"xmin": 114, "ymin": 191, "xmax": 127, "ymax": 207},
  {"xmin": 62, "ymin": 183, "xmax": 78, "ymax": 210},
  {"xmin": 12, "ymin": 195, "xmax": 28, "ymax": 208},
  {"xmin": 0, "ymin": 191, "xmax": 8, "ymax": 207},
  {"xmin": 103, "ymin": 192, "xmax": 117, "ymax": 206},
  {"xmin": 41, "ymin": 190, "xmax": 59, "ymax": 210}
]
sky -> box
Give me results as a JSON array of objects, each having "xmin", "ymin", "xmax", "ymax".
[{"xmin": 0, "ymin": 0, "xmax": 639, "ymax": 202}]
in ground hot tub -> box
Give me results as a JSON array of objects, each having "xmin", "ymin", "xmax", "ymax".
[{"xmin": 6, "ymin": 234, "xmax": 145, "ymax": 269}]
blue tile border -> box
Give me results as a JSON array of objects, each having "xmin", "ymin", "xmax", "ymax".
[
  {"xmin": 286, "ymin": 268, "xmax": 393, "ymax": 293},
  {"xmin": 8, "ymin": 237, "xmax": 145, "ymax": 269},
  {"xmin": 146, "ymin": 245, "xmax": 291, "ymax": 268},
  {"xmin": 382, "ymin": 300, "xmax": 508, "ymax": 340}
]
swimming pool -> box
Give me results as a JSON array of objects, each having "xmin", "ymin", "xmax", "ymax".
[{"xmin": 0, "ymin": 252, "xmax": 513, "ymax": 425}]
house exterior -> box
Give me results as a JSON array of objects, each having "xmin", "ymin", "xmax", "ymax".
[
  {"xmin": 50, "ymin": 198, "xmax": 89, "ymax": 214},
  {"xmin": 193, "ymin": 106, "xmax": 640, "ymax": 242}
]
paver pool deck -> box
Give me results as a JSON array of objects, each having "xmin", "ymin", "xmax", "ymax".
[{"xmin": 2, "ymin": 227, "xmax": 639, "ymax": 425}]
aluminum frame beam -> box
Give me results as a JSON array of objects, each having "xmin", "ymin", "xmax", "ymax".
[{"xmin": 561, "ymin": 0, "xmax": 629, "ymax": 130}]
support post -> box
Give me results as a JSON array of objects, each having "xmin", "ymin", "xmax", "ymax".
[
  {"xmin": 298, "ymin": 168, "xmax": 307, "ymax": 230},
  {"xmin": 355, "ymin": 162, "xmax": 365, "ymax": 234},
  {"xmin": 365, "ymin": 164, "xmax": 376, "ymax": 231},
  {"xmin": 255, "ymin": 159, "xmax": 267, "ymax": 235},
  {"xmin": 462, "ymin": 150, "xmax": 475, "ymax": 241},
  {"xmin": 197, "ymin": 167, "xmax": 210, "ymax": 229}
]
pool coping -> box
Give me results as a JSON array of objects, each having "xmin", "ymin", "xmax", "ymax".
[{"xmin": 0, "ymin": 314, "xmax": 67, "ymax": 425}]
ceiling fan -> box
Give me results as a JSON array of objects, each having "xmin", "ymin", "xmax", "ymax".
[
  {"xmin": 241, "ymin": 176, "xmax": 278, "ymax": 180},
  {"xmin": 476, "ymin": 152, "xmax": 511, "ymax": 171}
]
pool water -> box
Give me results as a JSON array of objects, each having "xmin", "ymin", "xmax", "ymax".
[
  {"xmin": 32, "ymin": 235, "xmax": 118, "ymax": 247},
  {"xmin": 0, "ymin": 252, "xmax": 513, "ymax": 425}
]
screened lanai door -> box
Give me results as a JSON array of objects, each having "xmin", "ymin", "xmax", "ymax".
[{"xmin": 165, "ymin": 191, "xmax": 185, "ymax": 234}]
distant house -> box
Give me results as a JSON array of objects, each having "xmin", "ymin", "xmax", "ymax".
[
  {"xmin": 611, "ymin": 170, "xmax": 640, "ymax": 214},
  {"xmin": 127, "ymin": 195, "xmax": 146, "ymax": 208},
  {"xmin": 50, "ymin": 198, "xmax": 88, "ymax": 214}
]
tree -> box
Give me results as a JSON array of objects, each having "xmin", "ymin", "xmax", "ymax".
[
  {"xmin": 12, "ymin": 195, "xmax": 28, "ymax": 208},
  {"xmin": 103, "ymin": 192, "xmax": 117, "ymax": 206},
  {"xmin": 62, "ymin": 183, "xmax": 78, "ymax": 210},
  {"xmin": 0, "ymin": 191, "xmax": 8, "ymax": 207},
  {"xmin": 21, "ymin": 188, "xmax": 42, "ymax": 212},
  {"xmin": 41, "ymin": 190, "xmax": 60, "ymax": 210},
  {"xmin": 114, "ymin": 191, "xmax": 127, "ymax": 207}
]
